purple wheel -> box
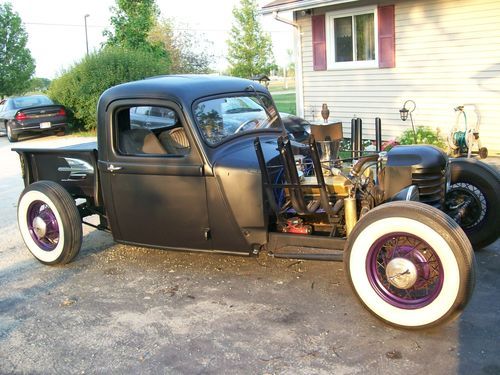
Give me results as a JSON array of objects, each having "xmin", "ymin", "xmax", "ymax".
[
  {"xmin": 18, "ymin": 181, "xmax": 82, "ymax": 265},
  {"xmin": 366, "ymin": 233, "xmax": 444, "ymax": 309},
  {"xmin": 344, "ymin": 201, "xmax": 475, "ymax": 329},
  {"xmin": 27, "ymin": 200, "xmax": 60, "ymax": 251}
]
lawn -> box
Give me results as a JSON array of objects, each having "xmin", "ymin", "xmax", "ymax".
[
  {"xmin": 272, "ymin": 93, "xmax": 296, "ymax": 115},
  {"xmin": 268, "ymin": 80, "xmax": 295, "ymax": 92}
]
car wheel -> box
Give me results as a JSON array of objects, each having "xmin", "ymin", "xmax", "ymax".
[
  {"xmin": 344, "ymin": 201, "xmax": 475, "ymax": 329},
  {"xmin": 18, "ymin": 181, "xmax": 82, "ymax": 265},
  {"xmin": 446, "ymin": 159, "xmax": 500, "ymax": 249},
  {"xmin": 6, "ymin": 123, "xmax": 18, "ymax": 142}
]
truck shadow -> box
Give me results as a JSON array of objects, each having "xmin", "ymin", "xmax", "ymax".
[
  {"xmin": 0, "ymin": 258, "xmax": 85, "ymax": 342},
  {"xmin": 0, "ymin": 229, "xmax": 115, "ymax": 343},
  {"xmin": 458, "ymin": 240, "xmax": 500, "ymax": 374}
]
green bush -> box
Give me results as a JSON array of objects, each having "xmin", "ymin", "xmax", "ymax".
[
  {"xmin": 48, "ymin": 47, "xmax": 169, "ymax": 131},
  {"xmin": 398, "ymin": 126, "xmax": 446, "ymax": 149}
]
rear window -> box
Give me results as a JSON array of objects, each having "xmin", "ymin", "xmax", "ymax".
[
  {"xmin": 193, "ymin": 94, "xmax": 281, "ymax": 146},
  {"xmin": 12, "ymin": 96, "xmax": 53, "ymax": 109}
]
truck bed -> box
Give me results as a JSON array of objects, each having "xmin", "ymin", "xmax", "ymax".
[{"xmin": 13, "ymin": 141, "xmax": 101, "ymax": 206}]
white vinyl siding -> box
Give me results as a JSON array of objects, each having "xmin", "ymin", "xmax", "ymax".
[{"xmin": 298, "ymin": 0, "xmax": 500, "ymax": 152}]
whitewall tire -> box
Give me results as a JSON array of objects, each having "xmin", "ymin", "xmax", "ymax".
[
  {"xmin": 344, "ymin": 201, "xmax": 475, "ymax": 329},
  {"xmin": 18, "ymin": 181, "xmax": 82, "ymax": 265}
]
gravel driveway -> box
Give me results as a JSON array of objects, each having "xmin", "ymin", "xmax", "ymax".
[{"xmin": 0, "ymin": 134, "xmax": 499, "ymax": 374}]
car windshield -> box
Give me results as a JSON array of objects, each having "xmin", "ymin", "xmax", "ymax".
[
  {"xmin": 194, "ymin": 94, "xmax": 281, "ymax": 145},
  {"xmin": 12, "ymin": 95, "xmax": 53, "ymax": 109}
]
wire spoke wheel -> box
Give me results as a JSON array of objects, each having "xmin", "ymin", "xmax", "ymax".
[
  {"xmin": 447, "ymin": 159, "xmax": 499, "ymax": 249},
  {"xmin": 447, "ymin": 183, "xmax": 486, "ymax": 229},
  {"xmin": 344, "ymin": 201, "xmax": 475, "ymax": 329},
  {"xmin": 367, "ymin": 233, "xmax": 443, "ymax": 309}
]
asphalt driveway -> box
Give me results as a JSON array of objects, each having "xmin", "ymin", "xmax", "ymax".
[{"xmin": 0, "ymin": 134, "xmax": 499, "ymax": 374}]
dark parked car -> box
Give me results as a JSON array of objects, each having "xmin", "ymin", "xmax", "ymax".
[
  {"xmin": 130, "ymin": 106, "xmax": 177, "ymax": 130},
  {"xmin": 0, "ymin": 95, "xmax": 67, "ymax": 142}
]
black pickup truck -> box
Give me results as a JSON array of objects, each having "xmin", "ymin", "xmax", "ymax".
[{"xmin": 14, "ymin": 75, "xmax": 499, "ymax": 329}]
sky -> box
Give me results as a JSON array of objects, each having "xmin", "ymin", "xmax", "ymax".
[{"xmin": 7, "ymin": 0, "xmax": 294, "ymax": 79}]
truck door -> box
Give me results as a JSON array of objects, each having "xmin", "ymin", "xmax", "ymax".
[{"xmin": 99, "ymin": 100, "xmax": 211, "ymax": 250}]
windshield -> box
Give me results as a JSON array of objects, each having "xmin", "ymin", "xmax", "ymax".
[{"xmin": 193, "ymin": 94, "xmax": 281, "ymax": 145}]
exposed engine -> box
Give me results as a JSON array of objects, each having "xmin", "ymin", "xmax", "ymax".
[{"xmin": 254, "ymin": 120, "xmax": 450, "ymax": 239}]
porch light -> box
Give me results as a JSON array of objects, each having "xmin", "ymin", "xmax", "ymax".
[
  {"xmin": 399, "ymin": 100, "xmax": 415, "ymax": 121},
  {"xmin": 399, "ymin": 100, "xmax": 417, "ymax": 143}
]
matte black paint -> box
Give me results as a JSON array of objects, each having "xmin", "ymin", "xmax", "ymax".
[
  {"xmin": 16, "ymin": 76, "xmax": 281, "ymax": 254},
  {"xmin": 385, "ymin": 145, "xmax": 448, "ymax": 206},
  {"xmin": 12, "ymin": 75, "xmax": 455, "ymax": 260}
]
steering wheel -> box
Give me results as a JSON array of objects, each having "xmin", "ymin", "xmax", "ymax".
[{"xmin": 234, "ymin": 119, "xmax": 259, "ymax": 133}]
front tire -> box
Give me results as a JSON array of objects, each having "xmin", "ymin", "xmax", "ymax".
[
  {"xmin": 344, "ymin": 201, "xmax": 475, "ymax": 329},
  {"xmin": 18, "ymin": 181, "xmax": 82, "ymax": 265},
  {"xmin": 446, "ymin": 159, "xmax": 500, "ymax": 249}
]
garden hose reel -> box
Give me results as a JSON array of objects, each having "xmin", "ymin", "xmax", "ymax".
[{"xmin": 447, "ymin": 105, "xmax": 488, "ymax": 159}]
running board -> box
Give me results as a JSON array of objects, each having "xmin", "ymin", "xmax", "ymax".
[{"xmin": 267, "ymin": 233, "xmax": 345, "ymax": 262}]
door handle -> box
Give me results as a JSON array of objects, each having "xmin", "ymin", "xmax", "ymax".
[{"xmin": 107, "ymin": 164, "xmax": 122, "ymax": 172}]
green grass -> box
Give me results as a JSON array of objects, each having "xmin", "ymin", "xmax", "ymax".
[
  {"xmin": 272, "ymin": 93, "xmax": 296, "ymax": 115},
  {"xmin": 66, "ymin": 127, "xmax": 96, "ymax": 137},
  {"xmin": 268, "ymin": 80, "xmax": 295, "ymax": 93}
]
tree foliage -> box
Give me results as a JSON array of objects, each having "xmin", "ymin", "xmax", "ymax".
[
  {"xmin": 28, "ymin": 77, "xmax": 51, "ymax": 93},
  {"xmin": 48, "ymin": 48, "xmax": 169, "ymax": 131},
  {"xmin": 148, "ymin": 18, "xmax": 214, "ymax": 74},
  {"xmin": 227, "ymin": 0, "xmax": 276, "ymax": 78},
  {"xmin": 0, "ymin": 3, "xmax": 35, "ymax": 97},
  {"xmin": 103, "ymin": 0, "xmax": 164, "ymax": 57}
]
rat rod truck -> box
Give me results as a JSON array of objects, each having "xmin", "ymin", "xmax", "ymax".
[{"xmin": 14, "ymin": 76, "xmax": 499, "ymax": 329}]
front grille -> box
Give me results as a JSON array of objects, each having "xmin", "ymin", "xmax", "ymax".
[{"xmin": 412, "ymin": 168, "xmax": 446, "ymax": 208}]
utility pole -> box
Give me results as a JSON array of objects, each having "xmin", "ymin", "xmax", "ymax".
[{"xmin": 84, "ymin": 14, "xmax": 90, "ymax": 55}]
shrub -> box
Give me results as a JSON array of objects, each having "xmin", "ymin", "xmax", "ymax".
[
  {"xmin": 398, "ymin": 126, "xmax": 446, "ymax": 149},
  {"xmin": 48, "ymin": 47, "xmax": 169, "ymax": 131}
]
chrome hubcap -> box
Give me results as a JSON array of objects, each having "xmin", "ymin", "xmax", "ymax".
[
  {"xmin": 32, "ymin": 216, "xmax": 47, "ymax": 238},
  {"xmin": 385, "ymin": 257, "xmax": 418, "ymax": 289}
]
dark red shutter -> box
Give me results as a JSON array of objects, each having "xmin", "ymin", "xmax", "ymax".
[
  {"xmin": 378, "ymin": 5, "xmax": 395, "ymax": 68},
  {"xmin": 312, "ymin": 14, "xmax": 327, "ymax": 71}
]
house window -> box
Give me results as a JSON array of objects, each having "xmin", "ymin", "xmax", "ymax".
[{"xmin": 326, "ymin": 6, "xmax": 378, "ymax": 69}]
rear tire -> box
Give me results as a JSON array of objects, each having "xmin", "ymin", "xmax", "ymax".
[
  {"xmin": 344, "ymin": 201, "xmax": 475, "ymax": 329},
  {"xmin": 6, "ymin": 123, "xmax": 18, "ymax": 142},
  {"xmin": 447, "ymin": 159, "xmax": 500, "ymax": 249},
  {"xmin": 18, "ymin": 181, "xmax": 82, "ymax": 265}
]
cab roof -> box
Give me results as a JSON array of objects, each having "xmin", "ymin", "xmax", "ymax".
[{"xmin": 98, "ymin": 75, "xmax": 270, "ymax": 111}]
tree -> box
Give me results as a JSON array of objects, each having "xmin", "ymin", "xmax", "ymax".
[
  {"xmin": 227, "ymin": 0, "xmax": 276, "ymax": 79},
  {"xmin": 148, "ymin": 18, "xmax": 214, "ymax": 74},
  {"xmin": 103, "ymin": 0, "xmax": 164, "ymax": 57},
  {"xmin": 49, "ymin": 48, "xmax": 169, "ymax": 131},
  {"xmin": 0, "ymin": 3, "xmax": 35, "ymax": 97},
  {"xmin": 28, "ymin": 77, "xmax": 51, "ymax": 92}
]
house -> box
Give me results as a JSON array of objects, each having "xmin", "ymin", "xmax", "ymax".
[{"xmin": 261, "ymin": 0, "xmax": 500, "ymax": 153}]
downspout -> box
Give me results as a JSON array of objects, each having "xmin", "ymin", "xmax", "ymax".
[{"xmin": 272, "ymin": 11, "xmax": 305, "ymax": 118}]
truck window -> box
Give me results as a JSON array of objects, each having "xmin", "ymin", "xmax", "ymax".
[
  {"xmin": 193, "ymin": 94, "xmax": 282, "ymax": 146},
  {"xmin": 115, "ymin": 106, "xmax": 191, "ymax": 156}
]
